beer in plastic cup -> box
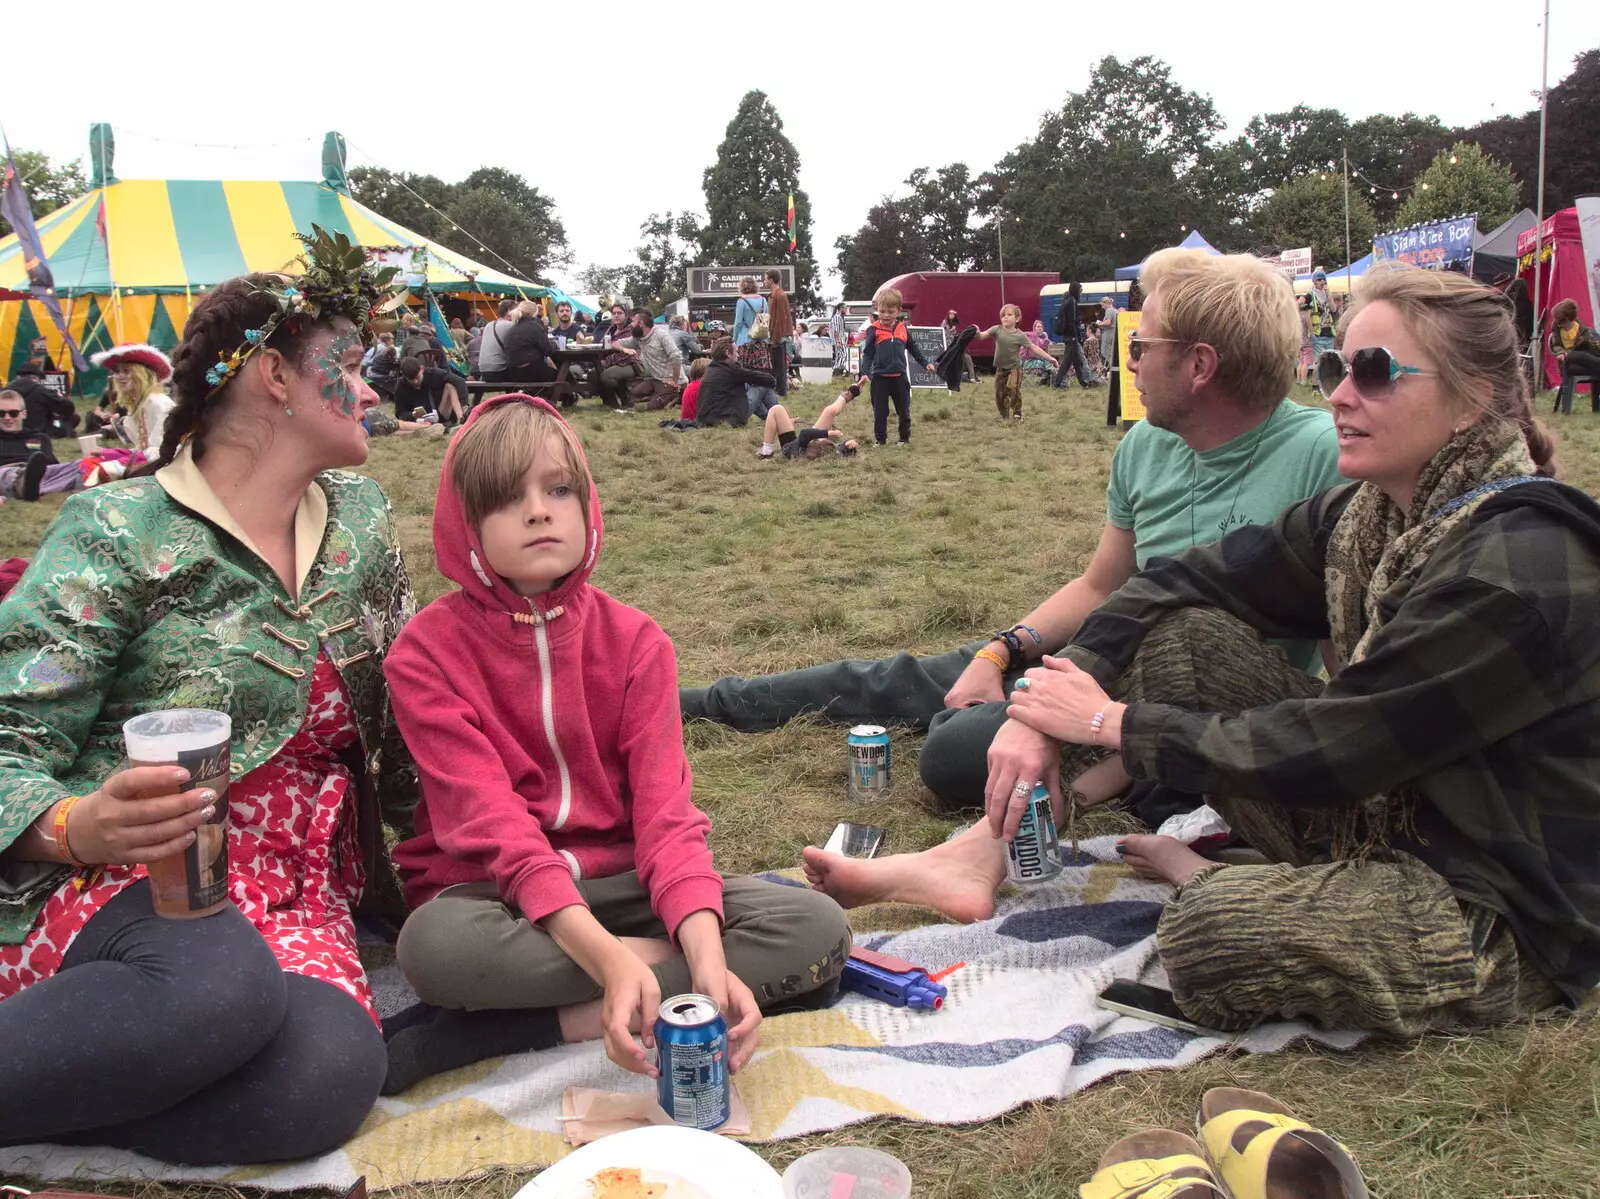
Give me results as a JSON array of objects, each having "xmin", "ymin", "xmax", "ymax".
[
  {"xmin": 77, "ymin": 434, "xmax": 101, "ymax": 457},
  {"xmin": 122, "ymin": 708, "xmax": 233, "ymax": 919}
]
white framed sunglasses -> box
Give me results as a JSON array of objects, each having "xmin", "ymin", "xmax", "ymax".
[{"xmin": 1317, "ymin": 347, "xmax": 1434, "ymax": 400}]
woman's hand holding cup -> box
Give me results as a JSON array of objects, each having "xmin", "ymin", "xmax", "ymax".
[{"xmin": 65, "ymin": 767, "xmax": 217, "ymax": 866}]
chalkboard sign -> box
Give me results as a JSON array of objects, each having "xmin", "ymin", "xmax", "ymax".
[{"xmin": 908, "ymin": 326, "xmax": 947, "ymax": 389}]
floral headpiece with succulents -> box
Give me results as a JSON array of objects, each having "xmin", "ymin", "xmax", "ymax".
[{"xmin": 204, "ymin": 224, "xmax": 403, "ymax": 396}]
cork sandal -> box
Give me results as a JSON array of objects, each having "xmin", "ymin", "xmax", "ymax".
[
  {"xmin": 1197, "ymin": 1088, "xmax": 1370, "ymax": 1199},
  {"xmin": 1079, "ymin": 1129, "xmax": 1226, "ymax": 1199}
]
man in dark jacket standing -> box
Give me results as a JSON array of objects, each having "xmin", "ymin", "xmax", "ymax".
[
  {"xmin": 1051, "ymin": 282, "xmax": 1098, "ymax": 389},
  {"xmin": 6, "ymin": 365, "xmax": 79, "ymax": 438}
]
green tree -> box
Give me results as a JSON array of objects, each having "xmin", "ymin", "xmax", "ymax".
[
  {"xmin": 699, "ymin": 90, "xmax": 819, "ymax": 306},
  {"xmin": 1397, "ymin": 142, "xmax": 1521, "ymax": 231},
  {"xmin": 904, "ymin": 163, "xmax": 986, "ymax": 271},
  {"xmin": 574, "ymin": 264, "xmax": 627, "ymax": 298},
  {"xmin": 1259, "ymin": 174, "xmax": 1376, "ymax": 271},
  {"xmin": 348, "ymin": 166, "xmax": 453, "ymax": 241},
  {"xmin": 1346, "ymin": 112, "xmax": 1449, "ymax": 226},
  {"xmin": 835, "ymin": 197, "xmax": 931, "ymax": 299},
  {"xmin": 976, "ymin": 56, "xmax": 1236, "ymax": 281},
  {"xmin": 452, "ymin": 167, "xmax": 569, "ymax": 277},
  {"xmin": 622, "ymin": 212, "xmax": 703, "ymax": 312},
  {"xmin": 1235, "ymin": 106, "xmax": 1350, "ymax": 194},
  {"xmin": 0, "ymin": 150, "xmax": 88, "ymax": 237}
]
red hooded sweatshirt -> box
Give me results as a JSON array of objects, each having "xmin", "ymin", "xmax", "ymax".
[{"xmin": 386, "ymin": 394, "xmax": 724, "ymax": 937}]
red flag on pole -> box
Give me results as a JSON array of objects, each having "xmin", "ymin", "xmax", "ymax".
[{"xmin": 787, "ymin": 193, "xmax": 796, "ymax": 253}]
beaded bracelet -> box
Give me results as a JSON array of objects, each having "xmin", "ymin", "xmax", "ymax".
[
  {"xmin": 52, "ymin": 795, "xmax": 87, "ymax": 868},
  {"xmin": 1088, "ymin": 708, "xmax": 1109, "ymax": 743},
  {"xmin": 974, "ymin": 647, "xmax": 1009, "ymax": 673}
]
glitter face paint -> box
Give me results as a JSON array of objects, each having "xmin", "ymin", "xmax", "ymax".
[{"xmin": 312, "ymin": 331, "xmax": 365, "ymax": 418}]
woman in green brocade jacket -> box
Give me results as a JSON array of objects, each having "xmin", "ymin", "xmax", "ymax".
[{"xmin": 0, "ymin": 267, "xmax": 419, "ymax": 1165}]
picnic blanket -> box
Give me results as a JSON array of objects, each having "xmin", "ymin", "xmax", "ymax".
[{"xmin": 0, "ymin": 835, "xmax": 1364, "ymax": 1189}]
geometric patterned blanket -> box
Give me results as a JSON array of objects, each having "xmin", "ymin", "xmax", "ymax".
[{"xmin": 0, "ymin": 835, "xmax": 1363, "ymax": 1189}]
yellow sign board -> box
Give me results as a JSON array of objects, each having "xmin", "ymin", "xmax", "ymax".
[{"xmin": 1115, "ymin": 310, "xmax": 1145, "ymax": 425}]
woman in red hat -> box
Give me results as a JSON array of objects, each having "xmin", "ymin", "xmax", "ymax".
[{"xmin": 90, "ymin": 343, "xmax": 174, "ymax": 461}]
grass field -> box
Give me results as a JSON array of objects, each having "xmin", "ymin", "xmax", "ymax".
[{"xmin": 3, "ymin": 378, "xmax": 1599, "ymax": 1198}]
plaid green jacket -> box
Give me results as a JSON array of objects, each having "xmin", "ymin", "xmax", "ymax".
[{"xmin": 1068, "ymin": 482, "xmax": 1600, "ymax": 1002}]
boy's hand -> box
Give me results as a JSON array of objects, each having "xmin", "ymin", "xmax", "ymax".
[
  {"xmin": 691, "ymin": 965, "xmax": 763, "ymax": 1074},
  {"xmin": 600, "ymin": 952, "xmax": 662, "ymax": 1077}
]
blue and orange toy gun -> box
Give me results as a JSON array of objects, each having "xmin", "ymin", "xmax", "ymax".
[{"xmin": 841, "ymin": 946, "xmax": 950, "ymax": 1011}]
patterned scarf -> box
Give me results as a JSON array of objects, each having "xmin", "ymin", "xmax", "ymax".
[{"xmin": 1321, "ymin": 416, "xmax": 1540, "ymax": 856}]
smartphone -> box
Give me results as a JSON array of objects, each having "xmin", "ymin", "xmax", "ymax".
[
  {"xmin": 825, "ymin": 821, "xmax": 887, "ymax": 859},
  {"xmin": 1094, "ymin": 980, "xmax": 1229, "ymax": 1037}
]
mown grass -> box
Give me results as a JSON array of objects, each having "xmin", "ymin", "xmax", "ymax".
[{"xmin": 3, "ymin": 379, "xmax": 1599, "ymax": 1197}]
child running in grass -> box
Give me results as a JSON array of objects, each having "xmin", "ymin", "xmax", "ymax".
[
  {"xmin": 381, "ymin": 395, "xmax": 850, "ymax": 1093},
  {"xmin": 857, "ymin": 287, "xmax": 933, "ymax": 446},
  {"xmin": 977, "ymin": 304, "xmax": 1058, "ymax": 420},
  {"xmin": 758, "ymin": 383, "xmax": 864, "ymax": 460}
]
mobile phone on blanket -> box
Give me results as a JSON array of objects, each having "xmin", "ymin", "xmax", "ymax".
[
  {"xmin": 1095, "ymin": 980, "xmax": 1228, "ymax": 1037},
  {"xmin": 826, "ymin": 821, "xmax": 887, "ymax": 859}
]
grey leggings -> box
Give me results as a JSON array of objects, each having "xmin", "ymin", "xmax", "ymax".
[
  {"xmin": 680, "ymin": 642, "xmax": 1017, "ymax": 812},
  {"xmin": 0, "ymin": 880, "xmax": 385, "ymax": 1164}
]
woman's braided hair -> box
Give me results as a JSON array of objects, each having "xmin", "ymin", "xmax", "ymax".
[{"xmin": 162, "ymin": 274, "xmax": 320, "ymax": 464}]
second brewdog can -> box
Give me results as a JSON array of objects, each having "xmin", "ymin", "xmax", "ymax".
[
  {"xmin": 1005, "ymin": 783, "xmax": 1065, "ymax": 884},
  {"xmin": 847, "ymin": 724, "xmax": 892, "ymax": 799},
  {"xmin": 655, "ymin": 994, "xmax": 730, "ymax": 1130}
]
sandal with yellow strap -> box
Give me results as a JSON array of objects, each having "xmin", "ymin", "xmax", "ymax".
[
  {"xmin": 1080, "ymin": 1129, "xmax": 1227, "ymax": 1199},
  {"xmin": 1196, "ymin": 1087, "xmax": 1370, "ymax": 1199}
]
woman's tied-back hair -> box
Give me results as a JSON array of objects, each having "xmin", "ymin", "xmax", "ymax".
[
  {"xmin": 452, "ymin": 401, "xmax": 593, "ymax": 529},
  {"xmin": 1345, "ymin": 264, "xmax": 1556, "ymax": 475},
  {"xmin": 1551, "ymin": 298, "xmax": 1579, "ymax": 326},
  {"xmin": 1140, "ymin": 248, "xmax": 1299, "ymax": 413},
  {"xmin": 163, "ymin": 274, "xmax": 322, "ymax": 464},
  {"xmin": 739, "ymin": 277, "xmax": 758, "ymax": 295}
]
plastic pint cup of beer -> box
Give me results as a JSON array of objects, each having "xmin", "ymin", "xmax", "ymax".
[{"xmin": 122, "ymin": 708, "xmax": 233, "ymax": 919}]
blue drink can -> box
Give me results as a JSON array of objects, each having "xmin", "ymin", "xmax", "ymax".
[
  {"xmin": 1005, "ymin": 784, "xmax": 1064, "ymax": 884},
  {"xmin": 655, "ymin": 994, "xmax": 730, "ymax": 1130},
  {"xmin": 847, "ymin": 724, "xmax": 892, "ymax": 800}
]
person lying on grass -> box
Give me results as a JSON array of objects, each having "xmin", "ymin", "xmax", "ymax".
[
  {"xmin": 380, "ymin": 395, "xmax": 850, "ymax": 1093},
  {"xmin": 758, "ymin": 383, "xmax": 863, "ymax": 460},
  {"xmin": 819, "ymin": 266, "xmax": 1600, "ymax": 1037}
]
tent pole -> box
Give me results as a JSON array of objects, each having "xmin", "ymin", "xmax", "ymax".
[
  {"xmin": 1343, "ymin": 145, "xmax": 1352, "ymax": 279},
  {"xmin": 997, "ymin": 210, "xmax": 1006, "ymax": 306},
  {"xmin": 1531, "ymin": 0, "xmax": 1550, "ymax": 387}
]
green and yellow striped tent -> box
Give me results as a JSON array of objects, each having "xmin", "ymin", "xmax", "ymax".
[{"xmin": 0, "ymin": 153, "xmax": 547, "ymax": 385}]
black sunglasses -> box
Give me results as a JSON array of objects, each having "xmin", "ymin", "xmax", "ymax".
[
  {"xmin": 1316, "ymin": 347, "xmax": 1433, "ymax": 401},
  {"xmin": 0, "ymin": 408, "xmax": 24, "ymax": 417}
]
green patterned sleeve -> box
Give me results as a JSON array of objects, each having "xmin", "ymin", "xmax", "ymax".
[
  {"xmin": 373, "ymin": 490, "xmax": 421, "ymax": 840},
  {"xmin": 0, "ymin": 493, "xmax": 144, "ymax": 851}
]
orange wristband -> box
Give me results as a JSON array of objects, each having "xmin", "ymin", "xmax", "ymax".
[
  {"xmin": 974, "ymin": 647, "xmax": 1009, "ymax": 673},
  {"xmin": 52, "ymin": 796, "xmax": 87, "ymax": 868}
]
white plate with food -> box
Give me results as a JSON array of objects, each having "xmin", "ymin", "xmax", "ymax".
[{"xmin": 516, "ymin": 1125, "xmax": 782, "ymax": 1199}]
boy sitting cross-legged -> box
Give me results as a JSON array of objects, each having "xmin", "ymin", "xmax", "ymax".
[{"xmin": 382, "ymin": 394, "xmax": 851, "ymax": 1093}]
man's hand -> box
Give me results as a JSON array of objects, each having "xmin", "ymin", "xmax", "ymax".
[{"xmin": 943, "ymin": 648, "xmax": 1008, "ymax": 710}]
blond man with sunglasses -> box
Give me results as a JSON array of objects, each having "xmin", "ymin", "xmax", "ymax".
[{"xmin": 684, "ymin": 250, "xmax": 1343, "ymax": 899}]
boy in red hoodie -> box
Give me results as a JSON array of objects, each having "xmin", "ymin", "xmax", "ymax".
[{"xmin": 382, "ymin": 395, "xmax": 850, "ymax": 1093}]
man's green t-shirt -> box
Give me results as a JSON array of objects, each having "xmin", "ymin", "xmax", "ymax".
[{"xmin": 1105, "ymin": 398, "xmax": 1345, "ymax": 671}]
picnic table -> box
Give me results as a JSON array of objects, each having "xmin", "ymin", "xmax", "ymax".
[{"xmin": 464, "ymin": 342, "xmax": 612, "ymax": 408}]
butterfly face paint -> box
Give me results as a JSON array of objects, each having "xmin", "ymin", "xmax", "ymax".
[{"xmin": 311, "ymin": 330, "xmax": 366, "ymax": 419}]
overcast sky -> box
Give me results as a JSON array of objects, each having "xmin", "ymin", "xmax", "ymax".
[{"xmin": 9, "ymin": 0, "xmax": 1597, "ymax": 301}]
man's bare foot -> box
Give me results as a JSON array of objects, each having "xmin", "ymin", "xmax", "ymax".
[
  {"xmin": 802, "ymin": 825, "xmax": 1008, "ymax": 923},
  {"xmin": 1116, "ymin": 835, "xmax": 1214, "ymax": 886}
]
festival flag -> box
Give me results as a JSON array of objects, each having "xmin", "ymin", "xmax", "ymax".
[
  {"xmin": 1, "ymin": 141, "xmax": 88, "ymax": 370},
  {"xmin": 787, "ymin": 193, "xmax": 796, "ymax": 253}
]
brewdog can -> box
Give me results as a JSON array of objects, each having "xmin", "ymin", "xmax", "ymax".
[
  {"xmin": 847, "ymin": 724, "xmax": 892, "ymax": 799},
  {"xmin": 655, "ymin": 994, "xmax": 730, "ymax": 1130},
  {"xmin": 1005, "ymin": 783, "xmax": 1064, "ymax": 884}
]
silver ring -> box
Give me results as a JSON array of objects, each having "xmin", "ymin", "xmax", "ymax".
[
  {"xmin": 1011, "ymin": 781, "xmax": 1033, "ymax": 796},
  {"xmin": 1014, "ymin": 677, "xmax": 1032, "ymax": 691}
]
